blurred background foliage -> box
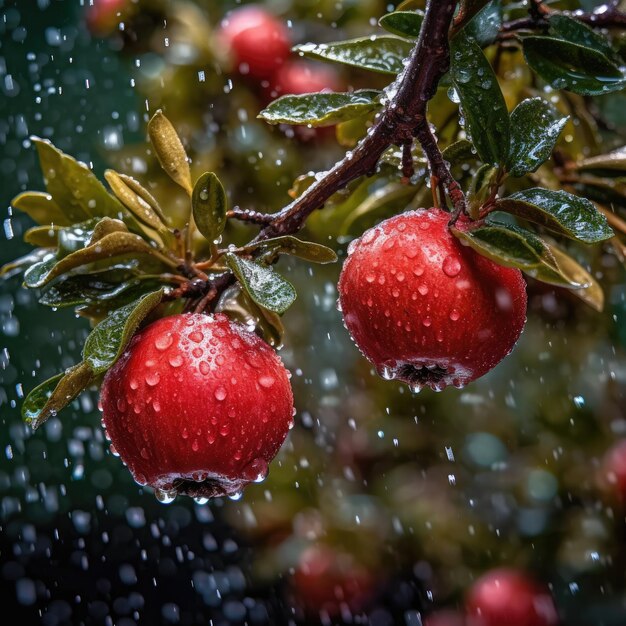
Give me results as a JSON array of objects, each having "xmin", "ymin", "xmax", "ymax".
[{"xmin": 0, "ymin": 0, "xmax": 626, "ymax": 624}]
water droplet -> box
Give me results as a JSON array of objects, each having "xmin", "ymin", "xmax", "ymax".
[
  {"xmin": 244, "ymin": 457, "xmax": 269, "ymax": 483},
  {"xmin": 192, "ymin": 439, "xmax": 199, "ymax": 452},
  {"xmin": 189, "ymin": 331, "xmax": 204, "ymax": 343},
  {"xmin": 116, "ymin": 398, "xmax": 127, "ymax": 412},
  {"xmin": 145, "ymin": 372, "xmax": 160, "ymax": 387},
  {"xmin": 192, "ymin": 347, "xmax": 203, "ymax": 358},
  {"xmin": 396, "ymin": 272, "xmax": 405, "ymax": 282},
  {"xmin": 259, "ymin": 375, "xmax": 275, "ymax": 388},
  {"xmin": 214, "ymin": 387, "xmax": 227, "ymax": 401},
  {"xmin": 155, "ymin": 334, "xmax": 173, "ymax": 351},
  {"xmin": 129, "ymin": 379, "xmax": 139, "ymax": 390},
  {"xmin": 418, "ymin": 284, "xmax": 429, "ymax": 296},
  {"xmin": 140, "ymin": 447, "xmax": 149, "ymax": 459},
  {"xmin": 228, "ymin": 491, "xmax": 243, "ymax": 501},
  {"xmin": 194, "ymin": 497, "xmax": 209, "ymax": 505},
  {"xmin": 155, "ymin": 488, "xmax": 177, "ymax": 504},
  {"xmin": 365, "ymin": 273, "xmax": 375, "ymax": 283},
  {"xmin": 182, "ymin": 428, "xmax": 189, "ymax": 439},
  {"xmin": 422, "ymin": 317, "xmax": 432, "ymax": 327},
  {"xmin": 442, "ymin": 255, "xmax": 461, "ymax": 277},
  {"xmin": 169, "ymin": 354, "xmax": 183, "ymax": 368},
  {"xmin": 199, "ymin": 361, "xmax": 210, "ymax": 375},
  {"xmin": 450, "ymin": 309, "xmax": 460, "ymax": 321}
]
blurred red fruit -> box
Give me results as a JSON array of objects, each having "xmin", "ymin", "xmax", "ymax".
[
  {"xmin": 218, "ymin": 6, "xmax": 291, "ymax": 80},
  {"xmin": 425, "ymin": 610, "xmax": 466, "ymax": 626},
  {"xmin": 599, "ymin": 439, "xmax": 626, "ymax": 503},
  {"xmin": 100, "ymin": 313, "xmax": 294, "ymax": 501},
  {"xmin": 268, "ymin": 59, "xmax": 343, "ymax": 99},
  {"xmin": 337, "ymin": 209, "xmax": 527, "ymax": 391},
  {"xmin": 85, "ymin": 0, "xmax": 128, "ymax": 36},
  {"xmin": 465, "ymin": 569, "xmax": 559, "ymax": 626}
]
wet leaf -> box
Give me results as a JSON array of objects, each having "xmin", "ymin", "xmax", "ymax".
[
  {"xmin": 507, "ymin": 98, "xmax": 568, "ymax": 177},
  {"xmin": 57, "ymin": 218, "xmax": 101, "ymax": 258},
  {"xmin": 246, "ymin": 236, "xmax": 338, "ymax": 263},
  {"xmin": 442, "ymin": 139, "xmax": 477, "ymax": 164},
  {"xmin": 0, "ymin": 249, "xmax": 51, "ymax": 279},
  {"xmin": 225, "ymin": 253, "xmax": 296, "ymax": 314},
  {"xmin": 116, "ymin": 173, "xmax": 168, "ymax": 223},
  {"xmin": 192, "ymin": 172, "xmax": 227, "ymax": 243},
  {"xmin": 11, "ymin": 191, "xmax": 70, "ymax": 226},
  {"xmin": 294, "ymin": 36, "xmax": 415, "ymax": 75},
  {"xmin": 455, "ymin": 0, "xmax": 492, "ymax": 31},
  {"xmin": 89, "ymin": 217, "xmax": 129, "ymax": 244},
  {"xmin": 522, "ymin": 36, "xmax": 626, "ymax": 96},
  {"xmin": 497, "ymin": 188, "xmax": 613, "ymax": 243},
  {"xmin": 105, "ymin": 170, "xmax": 168, "ymax": 233},
  {"xmin": 378, "ymin": 11, "xmax": 424, "ymax": 39},
  {"xmin": 148, "ymin": 110, "xmax": 193, "ymax": 195},
  {"xmin": 462, "ymin": 0, "xmax": 502, "ymax": 46},
  {"xmin": 29, "ymin": 232, "xmax": 159, "ymax": 288},
  {"xmin": 23, "ymin": 256, "xmax": 58, "ymax": 288},
  {"xmin": 450, "ymin": 33, "xmax": 510, "ymax": 165},
  {"xmin": 468, "ymin": 164, "xmax": 498, "ymax": 213},
  {"xmin": 32, "ymin": 137, "xmax": 126, "ymax": 221},
  {"xmin": 549, "ymin": 14, "xmax": 618, "ymax": 63},
  {"xmin": 548, "ymin": 243, "xmax": 604, "ymax": 311},
  {"xmin": 83, "ymin": 289, "xmax": 165, "ymax": 374},
  {"xmin": 451, "ymin": 221, "xmax": 589, "ymax": 287},
  {"xmin": 22, "ymin": 362, "xmax": 95, "ymax": 428},
  {"xmin": 259, "ymin": 90, "xmax": 381, "ymax": 127},
  {"xmin": 24, "ymin": 225, "xmax": 60, "ymax": 247}
]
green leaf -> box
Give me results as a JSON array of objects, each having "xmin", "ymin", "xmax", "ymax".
[
  {"xmin": 548, "ymin": 243, "xmax": 604, "ymax": 312},
  {"xmin": 32, "ymin": 137, "xmax": 126, "ymax": 221},
  {"xmin": 259, "ymin": 90, "xmax": 381, "ymax": 127},
  {"xmin": 463, "ymin": 0, "xmax": 502, "ymax": 47},
  {"xmin": 455, "ymin": 0, "xmax": 492, "ymax": 31},
  {"xmin": 497, "ymin": 188, "xmax": 613, "ymax": 243},
  {"xmin": 294, "ymin": 36, "xmax": 415, "ymax": 75},
  {"xmin": 83, "ymin": 289, "xmax": 165, "ymax": 374},
  {"xmin": 104, "ymin": 169, "xmax": 168, "ymax": 233},
  {"xmin": 28, "ymin": 232, "xmax": 159, "ymax": 288},
  {"xmin": 522, "ymin": 36, "xmax": 626, "ymax": 96},
  {"xmin": 450, "ymin": 34, "xmax": 510, "ymax": 165},
  {"xmin": 116, "ymin": 173, "xmax": 168, "ymax": 223},
  {"xmin": 11, "ymin": 191, "xmax": 70, "ymax": 226},
  {"xmin": 576, "ymin": 148, "xmax": 626, "ymax": 175},
  {"xmin": 549, "ymin": 14, "xmax": 618, "ymax": 63},
  {"xmin": 191, "ymin": 172, "xmax": 227, "ymax": 243},
  {"xmin": 245, "ymin": 236, "xmax": 338, "ymax": 263},
  {"xmin": 23, "ymin": 256, "xmax": 57, "ymax": 288},
  {"xmin": 441, "ymin": 139, "xmax": 477, "ymax": 164},
  {"xmin": 468, "ymin": 164, "xmax": 498, "ymax": 213},
  {"xmin": 148, "ymin": 110, "xmax": 193, "ymax": 195},
  {"xmin": 1, "ymin": 249, "xmax": 51, "ymax": 279},
  {"xmin": 507, "ymin": 98, "xmax": 568, "ymax": 177},
  {"xmin": 24, "ymin": 225, "xmax": 60, "ymax": 247},
  {"xmin": 57, "ymin": 218, "xmax": 102, "ymax": 258},
  {"xmin": 89, "ymin": 217, "xmax": 129, "ymax": 244},
  {"xmin": 378, "ymin": 11, "xmax": 424, "ymax": 39},
  {"xmin": 22, "ymin": 362, "xmax": 95, "ymax": 428},
  {"xmin": 451, "ymin": 221, "xmax": 590, "ymax": 287},
  {"xmin": 225, "ymin": 253, "xmax": 296, "ymax": 314}
]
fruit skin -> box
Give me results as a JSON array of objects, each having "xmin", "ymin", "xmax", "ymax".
[
  {"xmin": 218, "ymin": 6, "xmax": 291, "ymax": 80},
  {"xmin": 337, "ymin": 209, "xmax": 527, "ymax": 391},
  {"xmin": 465, "ymin": 569, "xmax": 559, "ymax": 626},
  {"xmin": 100, "ymin": 313, "xmax": 294, "ymax": 500}
]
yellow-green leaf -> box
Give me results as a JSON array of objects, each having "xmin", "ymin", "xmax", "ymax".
[
  {"xmin": 192, "ymin": 172, "xmax": 227, "ymax": 243},
  {"xmin": 12, "ymin": 191, "xmax": 70, "ymax": 226}
]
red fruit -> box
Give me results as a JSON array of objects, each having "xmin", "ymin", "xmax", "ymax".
[
  {"xmin": 599, "ymin": 439, "xmax": 626, "ymax": 503},
  {"xmin": 268, "ymin": 60, "xmax": 343, "ymax": 99},
  {"xmin": 292, "ymin": 545, "xmax": 374, "ymax": 615},
  {"xmin": 100, "ymin": 313, "xmax": 294, "ymax": 501},
  {"xmin": 218, "ymin": 6, "xmax": 291, "ymax": 80},
  {"xmin": 85, "ymin": 0, "xmax": 128, "ymax": 36},
  {"xmin": 465, "ymin": 569, "xmax": 559, "ymax": 626},
  {"xmin": 337, "ymin": 209, "xmax": 527, "ymax": 391}
]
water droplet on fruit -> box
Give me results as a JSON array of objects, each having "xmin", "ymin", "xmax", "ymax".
[
  {"xmin": 155, "ymin": 334, "xmax": 173, "ymax": 351},
  {"xmin": 418, "ymin": 284, "xmax": 428, "ymax": 296},
  {"xmin": 140, "ymin": 447, "xmax": 149, "ymax": 459},
  {"xmin": 189, "ymin": 331, "xmax": 204, "ymax": 343},
  {"xmin": 377, "ymin": 275, "xmax": 385, "ymax": 285},
  {"xmin": 383, "ymin": 238, "xmax": 394, "ymax": 251},
  {"xmin": 405, "ymin": 248, "xmax": 418, "ymax": 259},
  {"xmin": 216, "ymin": 354, "xmax": 225, "ymax": 366},
  {"xmin": 152, "ymin": 400, "xmax": 161, "ymax": 412},
  {"xmin": 192, "ymin": 347, "xmax": 203, "ymax": 358},
  {"xmin": 442, "ymin": 255, "xmax": 461, "ymax": 277},
  {"xmin": 244, "ymin": 457, "xmax": 269, "ymax": 483},
  {"xmin": 182, "ymin": 428, "xmax": 189, "ymax": 439},
  {"xmin": 220, "ymin": 424, "xmax": 230, "ymax": 436},
  {"xmin": 365, "ymin": 273, "xmax": 375, "ymax": 283},
  {"xmin": 199, "ymin": 361, "xmax": 210, "ymax": 375},
  {"xmin": 134, "ymin": 473, "xmax": 147, "ymax": 486},
  {"xmin": 396, "ymin": 272, "xmax": 405, "ymax": 282},
  {"xmin": 422, "ymin": 317, "xmax": 432, "ymax": 327},
  {"xmin": 155, "ymin": 488, "xmax": 177, "ymax": 504},
  {"xmin": 392, "ymin": 288, "xmax": 400, "ymax": 298},
  {"xmin": 129, "ymin": 379, "xmax": 139, "ymax": 390},
  {"xmin": 110, "ymin": 445, "xmax": 119, "ymax": 457},
  {"xmin": 192, "ymin": 440, "xmax": 199, "ymax": 452},
  {"xmin": 194, "ymin": 497, "xmax": 209, "ymax": 505},
  {"xmin": 214, "ymin": 387, "xmax": 227, "ymax": 401},
  {"xmin": 228, "ymin": 491, "xmax": 243, "ymax": 501},
  {"xmin": 409, "ymin": 383, "xmax": 423, "ymax": 394},
  {"xmin": 450, "ymin": 309, "xmax": 460, "ymax": 321},
  {"xmin": 145, "ymin": 371, "xmax": 160, "ymax": 386},
  {"xmin": 117, "ymin": 398, "xmax": 127, "ymax": 412},
  {"xmin": 169, "ymin": 354, "xmax": 183, "ymax": 368},
  {"xmin": 258, "ymin": 375, "xmax": 275, "ymax": 388}
]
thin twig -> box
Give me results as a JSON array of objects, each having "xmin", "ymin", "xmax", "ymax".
[{"xmin": 227, "ymin": 208, "xmax": 275, "ymax": 225}]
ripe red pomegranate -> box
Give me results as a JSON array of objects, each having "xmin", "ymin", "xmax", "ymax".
[
  {"xmin": 599, "ymin": 439, "xmax": 626, "ymax": 504},
  {"xmin": 100, "ymin": 313, "xmax": 294, "ymax": 501},
  {"xmin": 292, "ymin": 545, "xmax": 374, "ymax": 615},
  {"xmin": 337, "ymin": 209, "xmax": 527, "ymax": 391},
  {"xmin": 465, "ymin": 569, "xmax": 559, "ymax": 626},
  {"xmin": 218, "ymin": 6, "xmax": 291, "ymax": 80},
  {"xmin": 268, "ymin": 60, "xmax": 343, "ymax": 99}
]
